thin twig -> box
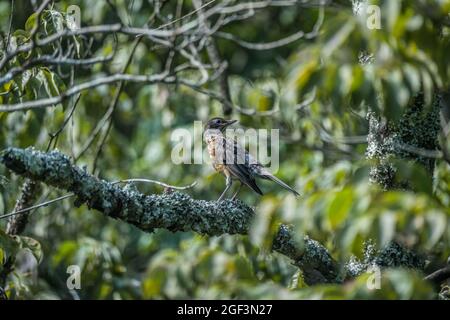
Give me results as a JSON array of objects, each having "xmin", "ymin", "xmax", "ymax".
[
  {"xmin": 157, "ymin": 0, "xmax": 217, "ymax": 30},
  {"xmin": 5, "ymin": 0, "xmax": 14, "ymax": 52},
  {"xmin": 0, "ymin": 72, "xmax": 173, "ymax": 112},
  {"xmin": 194, "ymin": 0, "xmax": 232, "ymax": 115},
  {"xmin": 0, "ymin": 54, "xmax": 114, "ymax": 86},
  {"xmin": 424, "ymin": 266, "xmax": 450, "ymax": 284},
  {"xmin": 0, "ymin": 0, "xmax": 51, "ymax": 71},
  {"xmin": 0, "ymin": 193, "xmax": 75, "ymax": 220},
  {"xmin": 215, "ymin": 7, "xmax": 324, "ymax": 50},
  {"xmin": 0, "ymin": 178, "xmax": 197, "ymax": 221},
  {"xmin": 77, "ymin": 8, "xmax": 162, "ymax": 163},
  {"xmin": 46, "ymin": 93, "xmax": 82, "ymax": 151},
  {"xmin": 112, "ymin": 179, "xmax": 197, "ymax": 190}
]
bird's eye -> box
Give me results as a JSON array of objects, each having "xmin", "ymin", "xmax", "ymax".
[{"xmin": 215, "ymin": 119, "xmax": 221, "ymax": 124}]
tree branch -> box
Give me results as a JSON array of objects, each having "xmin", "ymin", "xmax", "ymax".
[
  {"xmin": 194, "ymin": 0, "xmax": 233, "ymax": 115},
  {"xmin": 0, "ymin": 179, "xmax": 40, "ymax": 294},
  {"xmin": 0, "ymin": 147, "xmax": 339, "ymax": 285},
  {"xmin": 424, "ymin": 266, "xmax": 450, "ymax": 285},
  {"xmin": 0, "ymin": 72, "xmax": 173, "ymax": 112},
  {"xmin": 5, "ymin": 179, "xmax": 41, "ymax": 235}
]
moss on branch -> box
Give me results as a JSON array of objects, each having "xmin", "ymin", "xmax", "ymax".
[{"xmin": 1, "ymin": 147, "xmax": 339, "ymax": 285}]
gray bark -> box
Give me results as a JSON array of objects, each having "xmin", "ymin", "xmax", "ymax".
[
  {"xmin": 0, "ymin": 147, "xmax": 339, "ymax": 285},
  {"xmin": 1, "ymin": 147, "xmax": 428, "ymax": 286},
  {"xmin": 6, "ymin": 179, "xmax": 40, "ymax": 235},
  {"xmin": 367, "ymin": 93, "xmax": 441, "ymax": 189},
  {"xmin": 362, "ymin": 92, "xmax": 442, "ymax": 282}
]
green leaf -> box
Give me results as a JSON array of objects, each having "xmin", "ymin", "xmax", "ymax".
[
  {"xmin": 383, "ymin": 68, "xmax": 412, "ymax": 121},
  {"xmin": 322, "ymin": 20, "xmax": 355, "ymax": 59},
  {"xmin": 384, "ymin": 0, "xmax": 400, "ymax": 33},
  {"xmin": 425, "ymin": 211, "xmax": 447, "ymax": 249},
  {"xmin": 15, "ymin": 236, "xmax": 43, "ymax": 264},
  {"xmin": 327, "ymin": 188, "xmax": 353, "ymax": 229},
  {"xmin": 420, "ymin": 70, "xmax": 434, "ymax": 107},
  {"xmin": 249, "ymin": 199, "xmax": 278, "ymax": 248},
  {"xmin": 42, "ymin": 10, "xmax": 65, "ymax": 35},
  {"xmin": 234, "ymin": 256, "xmax": 255, "ymax": 280},
  {"xmin": 378, "ymin": 211, "xmax": 396, "ymax": 246},
  {"xmin": 25, "ymin": 13, "xmax": 38, "ymax": 32},
  {"xmin": 402, "ymin": 64, "xmax": 421, "ymax": 93},
  {"xmin": 0, "ymin": 175, "xmax": 8, "ymax": 188},
  {"xmin": 41, "ymin": 68, "xmax": 60, "ymax": 97},
  {"xmin": 0, "ymin": 229, "xmax": 20, "ymax": 258}
]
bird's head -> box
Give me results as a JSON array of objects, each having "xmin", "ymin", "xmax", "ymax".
[{"xmin": 204, "ymin": 117, "xmax": 238, "ymax": 132}]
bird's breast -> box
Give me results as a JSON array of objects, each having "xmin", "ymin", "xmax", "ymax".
[
  {"xmin": 205, "ymin": 134, "xmax": 227, "ymax": 173},
  {"xmin": 213, "ymin": 163, "xmax": 225, "ymax": 173},
  {"xmin": 205, "ymin": 134, "xmax": 221, "ymax": 159},
  {"xmin": 207, "ymin": 137, "xmax": 216, "ymax": 158}
]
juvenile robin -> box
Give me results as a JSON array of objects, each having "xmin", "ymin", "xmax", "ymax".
[{"xmin": 203, "ymin": 117, "xmax": 300, "ymax": 201}]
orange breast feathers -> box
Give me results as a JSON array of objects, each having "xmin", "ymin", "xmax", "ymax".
[
  {"xmin": 205, "ymin": 133, "xmax": 227, "ymax": 173},
  {"xmin": 206, "ymin": 136, "xmax": 216, "ymax": 158},
  {"xmin": 213, "ymin": 163, "xmax": 226, "ymax": 173},
  {"xmin": 205, "ymin": 133, "xmax": 224, "ymax": 160}
]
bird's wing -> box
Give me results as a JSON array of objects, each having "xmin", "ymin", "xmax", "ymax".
[
  {"xmin": 220, "ymin": 136, "xmax": 263, "ymax": 195},
  {"xmin": 216, "ymin": 135, "xmax": 298, "ymax": 197}
]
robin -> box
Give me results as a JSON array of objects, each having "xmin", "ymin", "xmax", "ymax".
[{"xmin": 203, "ymin": 117, "xmax": 300, "ymax": 201}]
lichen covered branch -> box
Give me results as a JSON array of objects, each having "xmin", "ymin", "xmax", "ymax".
[
  {"xmin": 366, "ymin": 93, "xmax": 441, "ymax": 189},
  {"xmin": 0, "ymin": 147, "xmax": 339, "ymax": 285}
]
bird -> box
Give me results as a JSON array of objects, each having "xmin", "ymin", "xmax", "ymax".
[{"xmin": 203, "ymin": 117, "xmax": 300, "ymax": 201}]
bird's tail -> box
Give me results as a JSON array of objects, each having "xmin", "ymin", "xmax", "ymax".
[{"xmin": 259, "ymin": 173, "xmax": 300, "ymax": 196}]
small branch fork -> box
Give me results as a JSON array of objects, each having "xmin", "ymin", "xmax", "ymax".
[
  {"xmin": 1, "ymin": 147, "xmax": 445, "ymax": 286},
  {"xmin": 0, "ymin": 147, "xmax": 339, "ymax": 285},
  {"xmin": 0, "ymin": 0, "xmax": 325, "ymax": 114}
]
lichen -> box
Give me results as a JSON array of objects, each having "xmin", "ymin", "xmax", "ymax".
[
  {"xmin": 344, "ymin": 240, "xmax": 425, "ymax": 279},
  {"xmin": 0, "ymin": 147, "xmax": 343, "ymax": 286},
  {"xmin": 273, "ymin": 226, "xmax": 339, "ymax": 284},
  {"xmin": 345, "ymin": 255, "xmax": 366, "ymax": 278},
  {"xmin": 373, "ymin": 242, "xmax": 425, "ymax": 269},
  {"xmin": 366, "ymin": 93, "xmax": 441, "ymax": 189}
]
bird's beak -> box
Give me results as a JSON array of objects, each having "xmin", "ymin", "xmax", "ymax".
[{"xmin": 223, "ymin": 119, "xmax": 238, "ymax": 128}]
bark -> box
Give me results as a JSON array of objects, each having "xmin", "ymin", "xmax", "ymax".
[
  {"xmin": 0, "ymin": 147, "xmax": 428, "ymax": 286},
  {"xmin": 193, "ymin": 0, "xmax": 233, "ymax": 116},
  {"xmin": 0, "ymin": 147, "xmax": 338, "ymax": 285},
  {"xmin": 0, "ymin": 178, "xmax": 40, "ymax": 294},
  {"xmin": 366, "ymin": 93, "xmax": 441, "ymax": 189},
  {"xmin": 364, "ymin": 92, "xmax": 444, "ymax": 285},
  {"xmin": 6, "ymin": 179, "xmax": 40, "ymax": 235}
]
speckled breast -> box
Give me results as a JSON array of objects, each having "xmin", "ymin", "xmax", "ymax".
[{"xmin": 204, "ymin": 132, "xmax": 225, "ymax": 172}]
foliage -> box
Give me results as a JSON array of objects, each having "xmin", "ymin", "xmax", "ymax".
[{"xmin": 0, "ymin": 0, "xmax": 449, "ymax": 299}]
